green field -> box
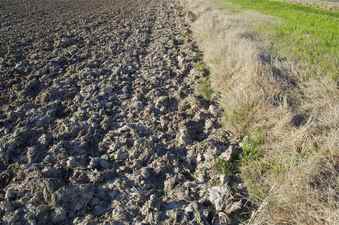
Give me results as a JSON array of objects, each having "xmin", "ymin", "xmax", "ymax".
[{"xmin": 224, "ymin": 0, "xmax": 339, "ymax": 80}]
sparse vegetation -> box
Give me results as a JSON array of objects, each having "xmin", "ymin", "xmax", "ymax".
[
  {"xmin": 195, "ymin": 77, "xmax": 213, "ymax": 101},
  {"xmin": 215, "ymin": 158, "xmax": 234, "ymax": 176},
  {"xmin": 195, "ymin": 62, "xmax": 207, "ymax": 73},
  {"xmin": 240, "ymin": 129, "xmax": 264, "ymax": 163}
]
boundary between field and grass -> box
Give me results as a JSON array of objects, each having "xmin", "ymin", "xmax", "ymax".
[{"xmin": 180, "ymin": 0, "xmax": 339, "ymax": 224}]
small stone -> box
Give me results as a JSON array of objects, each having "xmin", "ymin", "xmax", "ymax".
[
  {"xmin": 55, "ymin": 36, "xmax": 77, "ymax": 48},
  {"xmin": 129, "ymin": 123, "xmax": 150, "ymax": 137},
  {"xmin": 99, "ymin": 158, "xmax": 112, "ymax": 169},
  {"xmin": 52, "ymin": 185, "xmax": 95, "ymax": 217},
  {"xmin": 88, "ymin": 157, "xmax": 99, "ymax": 169},
  {"xmin": 140, "ymin": 167, "xmax": 153, "ymax": 179},
  {"xmin": 205, "ymin": 119, "xmax": 215, "ymax": 131},
  {"xmin": 155, "ymin": 96, "xmax": 177, "ymax": 113},
  {"xmin": 177, "ymin": 127, "xmax": 192, "ymax": 146},
  {"xmin": 66, "ymin": 156, "xmax": 81, "ymax": 168},
  {"xmin": 219, "ymin": 175, "xmax": 229, "ymax": 185},
  {"xmin": 177, "ymin": 55, "xmax": 185, "ymax": 68},
  {"xmin": 219, "ymin": 145, "xmax": 238, "ymax": 161},
  {"xmin": 208, "ymin": 105, "xmax": 220, "ymax": 117},
  {"xmin": 115, "ymin": 149, "xmax": 129, "ymax": 161},
  {"xmin": 26, "ymin": 146, "xmax": 41, "ymax": 164},
  {"xmin": 104, "ymin": 87, "xmax": 113, "ymax": 95},
  {"xmin": 177, "ymin": 120, "xmax": 206, "ymax": 146},
  {"xmin": 93, "ymin": 205, "xmax": 107, "ymax": 216},
  {"xmin": 184, "ymin": 202, "xmax": 195, "ymax": 214},
  {"xmin": 204, "ymin": 144, "xmax": 224, "ymax": 161},
  {"xmin": 225, "ymin": 200, "xmax": 242, "ymax": 214},
  {"xmin": 23, "ymin": 79, "xmax": 41, "ymax": 96},
  {"xmin": 132, "ymin": 101, "xmax": 144, "ymax": 111},
  {"xmin": 38, "ymin": 134, "xmax": 52, "ymax": 145},
  {"xmin": 208, "ymin": 185, "xmax": 232, "ymax": 211},
  {"xmin": 5, "ymin": 188, "xmax": 17, "ymax": 200},
  {"xmin": 164, "ymin": 176, "xmax": 177, "ymax": 193},
  {"xmin": 122, "ymin": 86, "xmax": 129, "ymax": 95},
  {"xmin": 14, "ymin": 61, "xmax": 31, "ymax": 74},
  {"xmin": 34, "ymin": 205, "xmax": 51, "ymax": 223},
  {"xmin": 108, "ymin": 191, "xmax": 119, "ymax": 199},
  {"xmin": 51, "ymin": 207, "xmax": 67, "ymax": 224}
]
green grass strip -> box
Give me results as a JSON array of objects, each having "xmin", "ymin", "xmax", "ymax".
[{"xmin": 224, "ymin": 0, "xmax": 339, "ymax": 80}]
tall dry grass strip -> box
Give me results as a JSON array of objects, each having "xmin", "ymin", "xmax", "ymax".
[{"xmin": 179, "ymin": 0, "xmax": 339, "ymax": 224}]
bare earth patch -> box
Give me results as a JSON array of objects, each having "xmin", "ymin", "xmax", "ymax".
[{"xmin": 0, "ymin": 0, "xmax": 251, "ymax": 224}]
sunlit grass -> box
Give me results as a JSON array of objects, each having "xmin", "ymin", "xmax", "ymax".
[{"xmin": 224, "ymin": 0, "xmax": 339, "ymax": 80}]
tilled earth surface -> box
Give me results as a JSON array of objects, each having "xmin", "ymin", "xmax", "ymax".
[{"xmin": 0, "ymin": 0, "xmax": 249, "ymax": 224}]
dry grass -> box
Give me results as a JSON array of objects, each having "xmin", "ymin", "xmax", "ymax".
[
  {"xmin": 179, "ymin": 0, "xmax": 339, "ymax": 224},
  {"xmin": 250, "ymin": 151, "xmax": 339, "ymax": 225}
]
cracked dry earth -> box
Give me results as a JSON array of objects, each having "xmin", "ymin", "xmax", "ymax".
[{"xmin": 0, "ymin": 0, "xmax": 250, "ymax": 224}]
